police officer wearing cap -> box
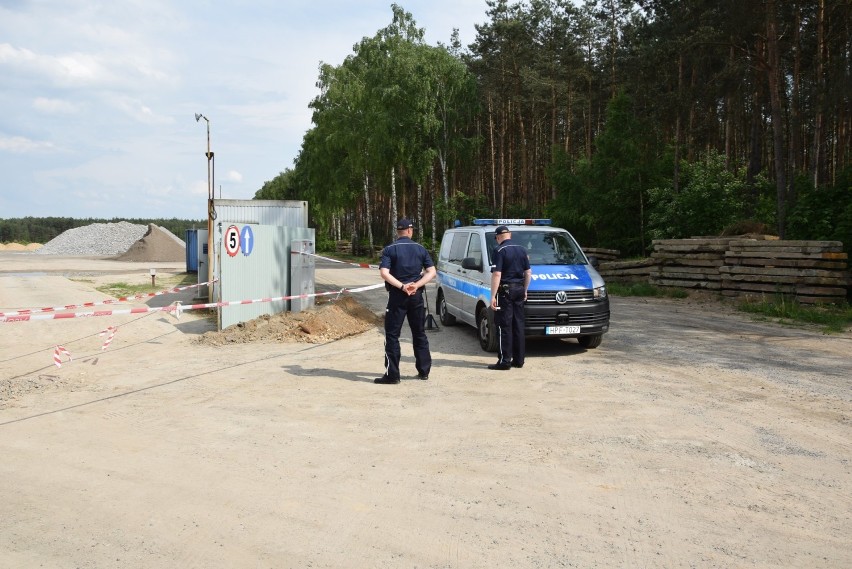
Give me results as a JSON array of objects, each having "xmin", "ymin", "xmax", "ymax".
[
  {"xmin": 488, "ymin": 225, "xmax": 532, "ymax": 370},
  {"xmin": 375, "ymin": 218, "xmax": 436, "ymax": 384}
]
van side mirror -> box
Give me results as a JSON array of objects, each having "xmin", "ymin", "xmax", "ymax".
[
  {"xmin": 587, "ymin": 255, "xmax": 600, "ymax": 269},
  {"xmin": 461, "ymin": 257, "xmax": 483, "ymax": 271}
]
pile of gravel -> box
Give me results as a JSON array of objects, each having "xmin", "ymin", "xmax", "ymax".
[{"xmin": 35, "ymin": 222, "xmax": 149, "ymax": 256}]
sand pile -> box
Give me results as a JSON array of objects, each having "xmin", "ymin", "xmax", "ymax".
[
  {"xmin": 0, "ymin": 243, "xmax": 43, "ymax": 251},
  {"xmin": 115, "ymin": 224, "xmax": 186, "ymax": 262}
]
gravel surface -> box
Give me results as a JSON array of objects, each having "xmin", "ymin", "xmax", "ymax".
[
  {"xmin": 1, "ymin": 258, "xmax": 850, "ymax": 568},
  {"xmin": 34, "ymin": 221, "xmax": 148, "ymax": 256}
]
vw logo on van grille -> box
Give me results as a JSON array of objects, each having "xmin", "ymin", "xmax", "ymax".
[{"xmin": 555, "ymin": 291, "xmax": 569, "ymax": 304}]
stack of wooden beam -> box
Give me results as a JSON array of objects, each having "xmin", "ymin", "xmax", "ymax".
[
  {"xmin": 648, "ymin": 238, "xmax": 733, "ymax": 290},
  {"xmin": 719, "ymin": 240, "xmax": 849, "ymax": 304},
  {"xmin": 583, "ymin": 247, "xmax": 620, "ymax": 262},
  {"xmin": 597, "ymin": 258, "xmax": 658, "ymax": 283}
]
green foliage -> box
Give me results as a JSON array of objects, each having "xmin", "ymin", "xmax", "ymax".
[
  {"xmin": 648, "ymin": 150, "xmax": 775, "ymax": 241},
  {"xmin": 607, "ymin": 282, "xmax": 689, "ymax": 299},
  {"xmin": 547, "ymin": 150, "xmax": 596, "ymax": 245},
  {"xmin": 547, "ymin": 92, "xmax": 663, "ymax": 255},
  {"xmin": 247, "ymin": 0, "xmax": 845, "ymax": 259},
  {"xmin": 786, "ymin": 166, "xmax": 852, "ymax": 248},
  {"xmin": 254, "ymin": 169, "xmax": 302, "ymax": 200},
  {"xmin": 291, "ymin": 4, "xmax": 481, "ymax": 247},
  {"xmin": 434, "ymin": 191, "xmax": 491, "ymax": 232}
]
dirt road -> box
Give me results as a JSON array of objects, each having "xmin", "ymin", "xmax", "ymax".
[{"xmin": 1, "ymin": 253, "xmax": 850, "ymax": 568}]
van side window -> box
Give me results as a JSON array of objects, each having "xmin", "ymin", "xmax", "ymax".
[
  {"xmin": 486, "ymin": 232, "xmax": 498, "ymax": 265},
  {"xmin": 439, "ymin": 233, "xmax": 454, "ymax": 262},
  {"xmin": 466, "ymin": 233, "xmax": 482, "ymax": 266},
  {"xmin": 448, "ymin": 232, "xmax": 469, "ymax": 264}
]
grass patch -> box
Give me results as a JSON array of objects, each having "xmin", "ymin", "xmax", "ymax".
[
  {"xmin": 607, "ymin": 281, "xmax": 689, "ymax": 299},
  {"xmin": 94, "ymin": 272, "xmax": 197, "ymax": 298},
  {"xmin": 737, "ymin": 296, "xmax": 852, "ymax": 333}
]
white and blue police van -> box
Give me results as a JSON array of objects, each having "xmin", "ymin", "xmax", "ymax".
[{"xmin": 435, "ymin": 218, "xmax": 610, "ymax": 351}]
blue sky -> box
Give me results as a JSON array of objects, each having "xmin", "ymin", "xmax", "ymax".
[{"xmin": 0, "ymin": 0, "xmax": 488, "ymax": 220}]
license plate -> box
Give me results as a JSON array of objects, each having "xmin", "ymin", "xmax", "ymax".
[{"xmin": 546, "ymin": 325, "xmax": 580, "ymax": 335}]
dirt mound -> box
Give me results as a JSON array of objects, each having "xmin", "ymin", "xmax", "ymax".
[
  {"xmin": 195, "ymin": 295, "xmax": 382, "ymax": 346},
  {"xmin": 115, "ymin": 224, "xmax": 185, "ymax": 262}
]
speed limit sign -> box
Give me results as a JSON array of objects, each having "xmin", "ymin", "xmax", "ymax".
[{"xmin": 224, "ymin": 225, "xmax": 241, "ymax": 257}]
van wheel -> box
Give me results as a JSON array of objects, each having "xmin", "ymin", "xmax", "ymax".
[
  {"xmin": 477, "ymin": 306, "xmax": 498, "ymax": 352},
  {"xmin": 578, "ymin": 334, "xmax": 602, "ymax": 349},
  {"xmin": 437, "ymin": 291, "xmax": 456, "ymax": 326}
]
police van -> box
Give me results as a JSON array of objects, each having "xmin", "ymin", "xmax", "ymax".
[{"xmin": 435, "ymin": 218, "xmax": 610, "ymax": 351}]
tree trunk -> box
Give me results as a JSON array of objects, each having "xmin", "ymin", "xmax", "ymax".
[
  {"xmin": 674, "ymin": 53, "xmax": 683, "ymax": 194},
  {"xmin": 811, "ymin": 0, "xmax": 826, "ymax": 188},
  {"xmin": 489, "ymin": 95, "xmax": 497, "ymax": 211},
  {"xmin": 363, "ymin": 171, "xmax": 374, "ymax": 253},
  {"xmin": 790, "ymin": 5, "xmax": 802, "ymax": 178},
  {"xmin": 438, "ymin": 149, "xmax": 449, "ymax": 225},
  {"xmin": 766, "ymin": 0, "xmax": 788, "ymax": 237},
  {"xmin": 391, "ymin": 166, "xmax": 397, "ymax": 231},
  {"xmin": 430, "ymin": 166, "xmax": 437, "ymax": 254},
  {"xmin": 417, "ymin": 182, "xmax": 423, "ymax": 241},
  {"xmin": 725, "ymin": 44, "xmax": 734, "ymax": 171}
]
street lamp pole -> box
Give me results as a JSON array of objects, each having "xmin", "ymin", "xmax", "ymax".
[{"xmin": 195, "ymin": 113, "xmax": 214, "ymax": 301}]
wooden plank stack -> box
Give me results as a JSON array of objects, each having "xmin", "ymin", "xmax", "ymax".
[
  {"xmin": 649, "ymin": 238, "xmax": 734, "ymax": 290},
  {"xmin": 720, "ymin": 240, "xmax": 850, "ymax": 304},
  {"xmin": 644, "ymin": 238, "xmax": 850, "ymax": 304},
  {"xmin": 597, "ymin": 258, "xmax": 658, "ymax": 283},
  {"xmin": 583, "ymin": 247, "xmax": 620, "ymax": 262}
]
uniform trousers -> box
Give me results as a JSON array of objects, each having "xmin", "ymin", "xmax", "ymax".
[
  {"xmin": 384, "ymin": 287, "xmax": 431, "ymax": 380},
  {"xmin": 495, "ymin": 285, "xmax": 526, "ymax": 366}
]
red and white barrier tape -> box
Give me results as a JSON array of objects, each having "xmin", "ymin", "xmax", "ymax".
[
  {"xmin": 1, "ymin": 283, "xmax": 385, "ymax": 323},
  {"xmin": 305, "ymin": 252, "xmax": 381, "ymax": 270},
  {"xmin": 53, "ymin": 345, "xmax": 72, "ymax": 368},
  {"xmin": 4, "ymin": 252, "xmax": 378, "ymax": 318},
  {"xmin": 100, "ymin": 326, "xmax": 117, "ymax": 350},
  {"xmin": 0, "ymin": 279, "xmax": 218, "ymax": 318}
]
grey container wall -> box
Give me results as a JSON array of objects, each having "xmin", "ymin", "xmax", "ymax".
[
  {"xmin": 209, "ymin": 199, "xmax": 309, "ymax": 307},
  {"xmin": 218, "ymin": 224, "xmax": 315, "ymax": 330},
  {"xmin": 185, "ymin": 229, "xmax": 199, "ymax": 273},
  {"xmin": 212, "ymin": 199, "xmax": 308, "ymax": 227}
]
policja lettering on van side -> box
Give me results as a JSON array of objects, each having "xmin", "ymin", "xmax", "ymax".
[{"xmin": 531, "ymin": 273, "xmax": 580, "ymax": 280}]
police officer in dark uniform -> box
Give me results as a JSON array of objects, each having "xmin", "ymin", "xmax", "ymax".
[
  {"xmin": 488, "ymin": 225, "xmax": 532, "ymax": 370},
  {"xmin": 375, "ymin": 218, "xmax": 437, "ymax": 384}
]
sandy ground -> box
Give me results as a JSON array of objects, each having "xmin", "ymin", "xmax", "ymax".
[{"xmin": 1, "ymin": 252, "xmax": 850, "ymax": 568}]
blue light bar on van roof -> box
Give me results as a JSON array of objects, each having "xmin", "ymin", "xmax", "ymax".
[{"xmin": 473, "ymin": 218, "xmax": 552, "ymax": 226}]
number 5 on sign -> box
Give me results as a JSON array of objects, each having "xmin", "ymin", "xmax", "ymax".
[{"xmin": 224, "ymin": 225, "xmax": 241, "ymax": 257}]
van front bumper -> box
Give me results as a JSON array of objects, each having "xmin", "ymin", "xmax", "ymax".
[{"xmin": 523, "ymin": 298, "xmax": 610, "ymax": 338}]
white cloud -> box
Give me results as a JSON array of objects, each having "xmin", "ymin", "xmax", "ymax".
[
  {"xmin": 0, "ymin": 135, "xmax": 57, "ymax": 153},
  {"xmin": 226, "ymin": 170, "xmax": 243, "ymax": 183},
  {"xmin": 190, "ymin": 179, "xmax": 209, "ymax": 197},
  {"xmin": 32, "ymin": 97, "xmax": 78, "ymax": 114},
  {"xmin": 107, "ymin": 95, "xmax": 174, "ymax": 125},
  {"xmin": 0, "ymin": 42, "xmax": 36, "ymax": 65}
]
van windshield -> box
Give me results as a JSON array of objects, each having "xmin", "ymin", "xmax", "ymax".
[{"xmin": 487, "ymin": 231, "xmax": 586, "ymax": 265}]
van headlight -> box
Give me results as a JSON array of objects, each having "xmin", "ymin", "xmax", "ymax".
[{"xmin": 593, "ymin": 286, "xmax": 607, "ymax": 299}]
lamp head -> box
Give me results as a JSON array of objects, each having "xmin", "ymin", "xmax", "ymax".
[{"xmin": 195, "ymin": 113, "xmax": 202, "ymax": 122}]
